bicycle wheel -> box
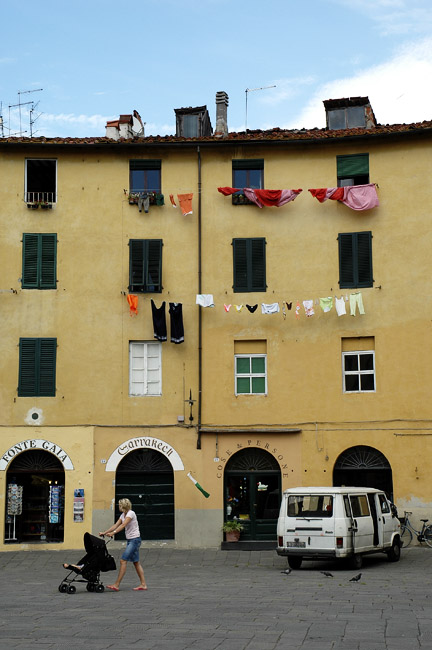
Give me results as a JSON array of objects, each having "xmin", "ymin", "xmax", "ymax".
[
  {"xmin": 400, "ymin": 525, "xmax": 413, "ymax": 547},
  {"xmin": 423, "ymin": 525, "xmax": 432, "ymax": 548}
]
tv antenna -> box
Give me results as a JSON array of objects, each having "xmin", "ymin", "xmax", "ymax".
[
  {"xmin": 245, "ymin": 85, "xmax": 276, "ymax": 131},
  {"xmin": 7, "ymin": 88, "xmax": 43, "ymax": 137}
]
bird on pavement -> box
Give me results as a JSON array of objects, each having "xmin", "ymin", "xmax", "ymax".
[
  {"xmin": 349, "ymin": 573, "xmax": 362, "ymax": 582},
  {"xmin": 281, "ymin": 568, "xmax": 292, "ymax": 575},
  {"xmin": 320, "ymin": 571, "xmax": 333, "ymax": 577}
]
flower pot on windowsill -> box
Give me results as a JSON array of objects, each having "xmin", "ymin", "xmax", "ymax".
[{"xmin": 27, "ymin": 203, "xmax": 39, "ymax": 210}]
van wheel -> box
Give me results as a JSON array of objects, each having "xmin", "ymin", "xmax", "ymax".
[
  {"xmin": 349, "ymin": 554, "xmax": 363, "ymax": 569},
  {"xmin": 387, "ymin": 538, "xmax": 401, "ymax": 562},
  {"xmin": 288, "ymin": 556, "xmax": 302, "ymax": 570}
]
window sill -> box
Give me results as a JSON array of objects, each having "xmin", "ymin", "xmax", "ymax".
[
  {"xmin": 128, "ymin": 192, "xmax": 164, "ymax": 206},
  {"xmin": 26, "ymin": 203, "xmax": 53, "ymax": 210},
  {"xmin": 232, "ymin": 193, "xmax": 255, "ymax": 206}
]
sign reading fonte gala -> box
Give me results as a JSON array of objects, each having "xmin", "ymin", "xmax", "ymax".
[{"xmin": 0, "ymin": 439, "xmax": 74, "ymax": 471}]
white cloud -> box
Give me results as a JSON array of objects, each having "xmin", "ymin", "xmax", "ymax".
[
  {"xmin": 330, "ymin": 0, "xmax": 432, "ymax": 35},
  {"xmin": 286, "ymin": 36, "xmax": 432, "ymax": 129}
]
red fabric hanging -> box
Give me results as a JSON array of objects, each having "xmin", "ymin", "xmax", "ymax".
[
  {"xmin": 309, "ymin": 188, "xmax": 344, "ymax": 202},
  {"xmin": 217, "ymin": 187, "xmax": 241, "ymax": 196}
]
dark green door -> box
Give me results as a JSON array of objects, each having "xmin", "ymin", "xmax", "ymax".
[
  {"xmin": 224, "ymin": 448, "xmax": 281, "ymax": 541},
  {"xmin": 115, "ymin": 449, "xmax": 174, "ymax": 540}
]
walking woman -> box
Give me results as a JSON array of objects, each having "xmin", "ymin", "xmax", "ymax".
[{"xmin": 99, "ymin": 498, "xmax": 147, "ymax": 591}]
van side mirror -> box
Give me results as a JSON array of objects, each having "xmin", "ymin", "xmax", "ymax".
[{"xmin": 390, "ymin": 503, "xmax": 398, "ymax": 518}]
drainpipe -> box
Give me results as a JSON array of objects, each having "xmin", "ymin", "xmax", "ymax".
[{"xmin": 197, "ymin": 146, "xmax": 202, "ymax": 449}]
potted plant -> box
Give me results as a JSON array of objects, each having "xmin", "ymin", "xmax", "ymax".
[{"xmin": 222, "ymin": 520, "xmax": 244, "ymax": 542}]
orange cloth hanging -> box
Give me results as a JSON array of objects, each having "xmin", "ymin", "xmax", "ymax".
[
  {"xmin": 127, "ymin": 294, "xmax": 138, "ymax": 316},
  {"xmin": 177, "ymin": 193, "xmax": 193, "ymax": 215},
  {"xmin": 169, "ymin": 194, "xmax": 177, "ymax": 208}
]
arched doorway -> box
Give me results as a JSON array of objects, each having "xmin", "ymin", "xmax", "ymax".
[
  {"xmin": 224, "ymin": 448, "xmax": 281, "ymax": 540},
  {"xmin": 5, "ymin": 450, "xmax": 65, "ymax": 543},
  {"xmin": 115, "ymin": 448, "xmax": 174, "ymax": 540},
  {"xmin": 333, "ymin": 445, "xmax": 394, "ymax": 500}
]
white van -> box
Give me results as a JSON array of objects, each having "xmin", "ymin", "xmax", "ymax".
[{"xmin": 276, "ymin": 487, "xmax": 401, "ymax": 569}]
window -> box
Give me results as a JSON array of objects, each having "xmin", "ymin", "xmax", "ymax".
[
  {"xmin": 287, "ymin": 495, "xmax": 333, "ymax": 518},
  {"xmin": 129, "ymin": 239, "xmax": 162, "ymax": 293},
  {"xmin": 129, "ymin": 342, "xmax": 162, "ymax": 396},
  {"xmin": 337, "ymin": 154, "xmax": 369, "ymax": 187},
  {"xmin": 232, "ymin": 159, "xmax": 264, "ymax": 205},
  {"xmin": 350, "ymin": 495, "xmax": 370, "ymax": 517},
  {"xmin": 25, "ymin": 159, "xmax": 57, "ymax": 203},
  {"xmin": 235, "ymin": 354, "xmax": 267, "ymax": 395},
  {"xmin": 233, "ymin": 238, "xmax": 266, "ymax": 292},
  {"xmin": 343, "ymin": 351, "xmax": 375, "ymax": 393},
  {"xmin": 22, "ymin": 233, "xmax": 57, "ymax": 289},
  {"xmin": 378, "ymin": 494, "xmax": 390, "ymax": 514},
  {"xmin": 129, "ymin": 160, "xmax": 161, "ymax": 194},
  {"xmin": 328, "ymin": 106, "xmax": 366, "ymax": 130},
  {"xmin": 18, "ymin": 338, "xmax": 57, "ymax": 397},
  {"xmin": 338, "ymin": 231, "xmax": 373, "ymax": 288}
]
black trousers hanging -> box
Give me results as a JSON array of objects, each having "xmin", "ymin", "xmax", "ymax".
[
  {"xmin": 169, "ymin": 302, "xmax": 184, "ymax": 344},
  {"xmin": 151, "ymin": 300, "xmax": 167, "ymax": 341}
]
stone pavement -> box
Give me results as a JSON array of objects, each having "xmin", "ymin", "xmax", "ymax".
[{"xmin": 0, "ymin": 545, "xmax": 432, "ymax": 650}]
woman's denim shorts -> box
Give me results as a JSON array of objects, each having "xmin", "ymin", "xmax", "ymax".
[{"xmin": 121, "ymin": 536, "xmax": 142, "ymax": 563}]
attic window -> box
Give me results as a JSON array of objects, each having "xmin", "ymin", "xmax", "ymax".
[
  {"xmin": 25, "ymin": 159, "xmax": 57, "ymax": 204},
  {"xmin": 328, "ymin": 106, "xmax": 366, "ymax": 130},
  {"xmin": 183, "ymin": 115, "xmax": 199, "ymax": 138}
]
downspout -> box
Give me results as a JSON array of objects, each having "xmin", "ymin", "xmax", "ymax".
[{"xmin": 197, "ymin": 146, "xmax": 202, "ymax": 449}]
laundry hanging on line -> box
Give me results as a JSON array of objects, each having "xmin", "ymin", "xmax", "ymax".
[
  {"xmin": 308, "ymin": 184, "xmax": 379, "ymax": 211},
  {"xmin": 127, "ymin": 294, "xmax": 138, "ymax": 316},
  {"xmin": 217, "ymin": 187, "xmax": 302, "ymax": 207}
]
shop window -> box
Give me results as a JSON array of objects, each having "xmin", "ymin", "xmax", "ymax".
[
  {"xmin": 233, "ymin": 238, "xmax": 266, "ymax": 292},
  {"xmin": 337, "ymin": 153, "xmax": 369, "ymax": 187},
  {"xmin": 338, "ymin": 231, "xmax": 373, "ymax": 289},
  {"xmin": 18, "ymin": 338, "xmax": 57, "ymax": 397},
  {"xmin": 129, "ymin": 341, "xmax": 162, "ymax": 396},
  {"xmin": 128, "ymin": 239, "xmax": 162, "ymax": 293},
  {"xmin": 232, "ymin": 159, "xmax": 263, "ymax": 204},
  {"xmin": 22, "ymin": 233, "xmax": 57, "ymax": 289},
  {"xmin": 25, "ymin": 159, "xmax": 57, "ymax": 203}
]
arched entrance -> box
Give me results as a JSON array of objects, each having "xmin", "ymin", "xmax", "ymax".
[
  {"xmin": 224, "ymin": 448, "xmax": 281, "ymax": 540},
  {"xmin": 115, "ymin": 448, "xmax": 174, "ymax": 540},
  {"xmin": 333, "ymin": 445, "xmax": 394, "ymax": 500},
  {"xmin": 5, "ymin": 450, "xmax": 65, "ymax": 543}
]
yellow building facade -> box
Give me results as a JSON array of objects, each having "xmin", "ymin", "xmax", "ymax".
[{"xmin": 1, "ymin": 96, "xmax": 431, "ymax": 551}]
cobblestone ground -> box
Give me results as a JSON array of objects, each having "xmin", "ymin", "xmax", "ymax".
[{"xmin": 0, "ymin": 545, "xmax": 431, "ymax": 649}]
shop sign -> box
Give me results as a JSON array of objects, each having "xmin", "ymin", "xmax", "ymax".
[
  {"xmin": 0, "ymin": 439, "xmax": 74, "ymax": 471},
  {"xmin": 215, "ymin": 438, "xmax": 289, "ymax": 479},
  {"xmin": 106, "ymin": 436, "xmax": 184, "ymax": 472}
]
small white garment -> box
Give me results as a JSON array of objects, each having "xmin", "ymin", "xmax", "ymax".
[
  {"xmin": 261, "ymin": 302, "xmax": 280, "ymax": 314},
  {"xmin": 335, "ymin": 296, "xmax": 346, "ymax": 316},
  {"xmin": 303, "ymin": 300, "xmax": 314, "ymax": 317},
  {"xmin": 196, "ymin": 294, "xmax": 215, "ymax": 308},
  {"xmin": 235, "ymin": 304, "xmax": 244, "ymax": 312}
]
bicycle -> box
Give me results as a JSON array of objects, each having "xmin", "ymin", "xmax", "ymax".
[{"xmin": 399, "ymin": 511, "xmax": 432, "ymax": 548}]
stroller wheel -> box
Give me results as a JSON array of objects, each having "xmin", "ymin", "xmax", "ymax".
[
  {"xmin": 86, "ymin": 582, "xmax": 95, "ymax": 592},
  {"xmin": 67, "ymin": 585, "xmax": 76, "ymax": 594},
  {"xmin": 58, "ymin": 583, "xmax": 68, "ymax": 593},
  {"xmin": 96, "ymin": 584, "xmax": 105, "ymax": 593}
]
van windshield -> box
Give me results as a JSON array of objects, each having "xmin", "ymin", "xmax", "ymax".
[{"xmin": 287, "ymin": 495, "xmax": 333, "ymax": 518}]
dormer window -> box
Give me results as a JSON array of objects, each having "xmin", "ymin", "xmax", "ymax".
[
  {"xmin": 174, "ymin": 106, "xmax": 212, "ymax": 137},
  {"xmin": 328, "ymin": 106, "xmax": 366, "ymax": 130}
]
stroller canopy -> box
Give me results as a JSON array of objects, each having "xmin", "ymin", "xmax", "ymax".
[{"xmin": 84, "ymin": 532, "xmax": 106, "ymax": 554}]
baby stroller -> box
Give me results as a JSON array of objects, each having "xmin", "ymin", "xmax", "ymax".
[{"xmin": 59, "ymin": 532, "xmax": 116, "ymax": 594}]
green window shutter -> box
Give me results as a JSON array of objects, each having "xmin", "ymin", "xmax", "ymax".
[
  {"xmin": 337, "ymin": 154, "xmax": 369, "ymax": 178},
  {"xmin": 38, "ymin": 338, "xmax": 57, "ymax": 396},
  {"xmin": 339, "ymin": 232, "xmax": 372, "ymax": 288},
  {"xmin": 233, "ymin": 238, "xmax": 266, "ymax": 292},
  {"xmin": 22, "ymin": 233, "xmax": 56, "ymax": 289},
  {"xmin": 40, "ymin": 234, "xmax": 57, "ymax": 289},
  {"xmin": 129, "ymin": 239, "xmax": 162, "ymax": 292},
  {"xmin": 22, "ymin": 234, "xmax": 39, "ymax": 288},
  {"xmin": 130, "ymin": 160, "xmax": 161, "ymax": 170},
  {"xmin": 18, "ymin": 338, "xmax": 38, "ymax": 396},
  {"xmin": 232, "ymin": 159, "xmax": 264, "ymax": 170}
]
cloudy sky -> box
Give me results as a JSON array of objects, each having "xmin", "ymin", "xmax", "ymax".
[{"xmin": 1, "ymin": 0, "xmax": 432, "ymax": 138}]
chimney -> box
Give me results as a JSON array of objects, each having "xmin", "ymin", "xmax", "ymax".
[
  {"xmin": 105, "ymin": 114, "xmax": 134, "ymax": 140},
  {"xmin": 215, "ymin": 91, "xmax": 229, "ymax": 137}
]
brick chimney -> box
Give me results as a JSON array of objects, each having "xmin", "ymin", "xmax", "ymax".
[
  {"xmin": 214, "ymin": 91, "xmax": 229, "ymax": 137},
  {"xmin": 105, "ymin": 114, "xmax": 134, "ymax": 140}
]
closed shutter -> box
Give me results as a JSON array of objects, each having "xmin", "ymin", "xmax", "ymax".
[
  {"xmin": 233, "ymin": 238, "xmax": 266, "ymax": 292},
  {"xmin": 18, "ymin": 338, "xmax": 56, "ymax": 397},
  {"xmin": 40, "ymin": 234, "xmax": 57, "ymax": 288},
  {"xmin": 22, "ymin": 234, "xmax": 56, "ymax": 289},
  {"xmin": 129, "ymin": 240, "xmax": 162, "ymax": 292},
  {"xmin": 339, "ymin": 232, "xmax": 372, "ymax": 288},
  {"xmin": 22, "ymin": 234, "xmax": 39, "ymax": 288}
]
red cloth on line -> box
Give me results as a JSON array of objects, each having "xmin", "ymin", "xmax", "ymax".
[
  {"xmin": 217, "ymin": 187, "xmax": 241, "ymax": 196},
  {"xmin": 308, "ymin": 187, "xmax": 344, "ymax": 202},
  {"xmin": 309, "ymin": 184, "xmax": 378, "ymax": 210},
  {"xmin": 169, "ymin": 194, "xmax": 177, "ymax": 207},
  {"xmin": 178, "ymin": 193, "xmax": 193, "ymax": 215},
  {"xmin": 243, "ymin": 188, "xmax": 302, "ymax": 208}
]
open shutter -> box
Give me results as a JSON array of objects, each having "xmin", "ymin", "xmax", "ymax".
[
  {"xmin": 338, "ymin": 234, "xmax": 355, "ymax": 288},
  {"xmin": 356, "ymin": 231, "xmax": 373, "ymax": 287},
  {"xmin": 233, "ymin": 239, "xmax": 248, "ymax": 292},
  {"xmin": 250, "ymin": 238, "xmax": 266, "ymax": 291},
  {"xmin": 18, "ymin": 338, "xmax": 38, "ymax": 396},
  {"xmin": 129, "ymin": 240, "xmax": 145, "ymax": 291},
  {"xmin": 146, "ymin": 240, "xmax": 162, "ymax": 292},
  {"xmin": 22, "ymin": 234, "xmax": 39, "ymax": 288},
  {"xmin": 40, "ymin": 234, "xmax": 57, "ymax": 289},
  {"xmin": 337, "ymin": 154, "xmax": 369, "ymax": 178},
  {"xmin": 38, "ymin": 338, "xmax": 57, "ymax": 396}
]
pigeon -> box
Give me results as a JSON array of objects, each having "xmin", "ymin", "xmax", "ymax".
[
  {"xmin": 281, "ymin": 568, "xmax": 292, "ymax": 575},
  {"xmin": 349, "ymin": 573, "xmax": 362, "ymax": 582},
  {"xmin": 320, "ymin": 571, "xmax": 333, "ymax": 577}
]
